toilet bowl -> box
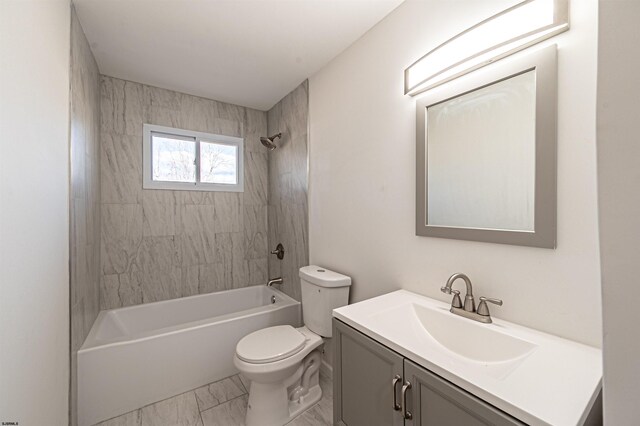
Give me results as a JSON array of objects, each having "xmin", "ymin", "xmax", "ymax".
[
  {"xmin": 234, "ymin": 266, "xmax": 351, "ymax": 426},
  {"xmin": 234, "ymin": 326, "xmax": 323, "ymax": 426}
]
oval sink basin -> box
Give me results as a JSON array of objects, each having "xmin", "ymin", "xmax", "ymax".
[{"xmin": 411, "ymin": 303, "xmax": 536, "ymax": 363}]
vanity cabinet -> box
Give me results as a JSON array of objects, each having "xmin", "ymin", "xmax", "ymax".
[
  {"xmin": 333, "ymin": 319, "xmax": 524, "ymax": 426},
  {"xmin": 333, "ymin": 316, "xmax": 405, "ymax": 426}
]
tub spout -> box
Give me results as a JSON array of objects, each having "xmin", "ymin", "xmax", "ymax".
[{"xmin": 267, "ymin": 277, "xmax": 283, "ymax": 287}]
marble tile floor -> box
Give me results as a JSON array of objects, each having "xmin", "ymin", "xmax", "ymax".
[{"xmin": 95, "ymin": 372, "xmax": 332, "ymax": 426}]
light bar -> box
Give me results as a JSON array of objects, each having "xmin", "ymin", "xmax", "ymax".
[{"xmin": 404, "ymin": 0, "xmax": 568, "ymax": 96}]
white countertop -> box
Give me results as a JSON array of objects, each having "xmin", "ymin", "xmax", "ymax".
[{"xmin": 333, "ymin": 290, "xmax": 602, "ymax": 426}]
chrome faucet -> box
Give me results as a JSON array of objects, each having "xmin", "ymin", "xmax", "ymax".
[
  {"xmin": 267, "ymin": 277, "xmax": 283, "ymax": 287},
  {"xmin": 441, "ymin": 272, "xmax": 475, "ymax": 312},
  {"xmin": 441, "ymin": 273, "xmax": 503, "ymax": 324}
]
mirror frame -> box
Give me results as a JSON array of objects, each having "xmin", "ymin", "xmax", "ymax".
[{"xmin": 416, "ymin": 44, "xmax": 557, "ymax": 248}]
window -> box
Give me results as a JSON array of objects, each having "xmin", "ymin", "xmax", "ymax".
[{"xmin": 143, "ymin": 124, "xmax": 243, "ymax": 192}]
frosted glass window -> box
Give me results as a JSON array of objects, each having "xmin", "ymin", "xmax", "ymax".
[{"xmin": 143, "ymin": 124, "xmax": 244, "ymax": 192}]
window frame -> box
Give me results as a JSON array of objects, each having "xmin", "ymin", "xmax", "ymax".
[{"xmin": 142, "ymin": 123, "xmax": 244, "ymax": 192}]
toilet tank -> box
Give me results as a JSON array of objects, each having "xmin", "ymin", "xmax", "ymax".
[{"xmin": 299, "ymin": 265, "xmax": 351, "ymax": 338}]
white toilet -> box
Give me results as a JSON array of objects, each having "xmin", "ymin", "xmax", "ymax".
[{"xmin": 234, "ymin": 265, "xmax": 351, "ymax": 426}]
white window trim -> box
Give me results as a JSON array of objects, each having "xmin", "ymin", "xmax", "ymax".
[{"xmin": 142, "ymin": 123, "xmax": 244, "ymax": 192}]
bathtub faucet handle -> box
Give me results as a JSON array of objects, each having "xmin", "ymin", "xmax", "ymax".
[{"xmin": 270, "ymin": 243, "xmax": 285, "ymax": 260}]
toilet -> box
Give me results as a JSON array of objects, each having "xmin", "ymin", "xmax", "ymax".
[{"xmin": 234, "ymin": 265, "xmax": 351, "ymax": 426}]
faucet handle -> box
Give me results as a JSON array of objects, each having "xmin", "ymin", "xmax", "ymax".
[
  {"xmin": 477, "ymin": 297, "xmax": 503, "ymax": 316},
  {"xmin": 451, "ymin": 290, "xmax": 463, "ymax": 309}
]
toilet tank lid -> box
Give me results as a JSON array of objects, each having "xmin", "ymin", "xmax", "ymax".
[{"xmin": 299, "ymin": 265, "xmax": 352, "ymax": 288}]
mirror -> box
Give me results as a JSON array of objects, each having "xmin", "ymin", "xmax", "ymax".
[
  {"xmin": 416, "ymin": 45, "xmax": 557, "ymax": 248},
  {"xmin": 427, "ymin": 70, "xmax": 536, "ymax": 232}
]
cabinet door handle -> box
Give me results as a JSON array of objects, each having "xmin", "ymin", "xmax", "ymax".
[
  {"xmin": 392, "ymin": 375, "xmax": 401, "ymax": 411},
  {"xmin": 402, "ymin": 381, "xmax": 412, "ymax": 420}
]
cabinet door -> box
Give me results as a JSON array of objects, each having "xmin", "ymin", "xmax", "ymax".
[
  {"xmin": 333, "ymin": 319, "xmax": 405, "ymax": 426},
  {"xmin": 404, "ymin": 360, "xmax": 524, "ymax": 426}
]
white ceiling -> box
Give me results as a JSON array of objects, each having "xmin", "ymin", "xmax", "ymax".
[{"xmin": 74, "ymin": 0, "xmax": 404, "ymax": 110}]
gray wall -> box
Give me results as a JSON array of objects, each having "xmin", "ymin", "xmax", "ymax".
[
  {"xmin": 267, "ymin": 81, "xmax": 309, "ymax": 301},
  {"xmin": 99, "ymin": 76, "xmax": 269, "ymax": 309},
  {"xmin": 69, "ymin": 8, "xmax": 101, "ymax": 426},
  {"xmin": 597, "ymin": 0, "xmax": 640, "ymax": 422}
]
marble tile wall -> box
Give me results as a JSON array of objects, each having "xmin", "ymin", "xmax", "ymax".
[
  {"xmin": 267, "ymin": 81, "xmax": 309, "ymax": 301},
  {"xmin": 70, "ymin": 7, "xmax": 102, "ymax": 426},
  {"xmin": 99, "ymin": 76, "xmax": 269, "ymax": 309}
]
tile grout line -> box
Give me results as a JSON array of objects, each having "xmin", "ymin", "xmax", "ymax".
[
  {"xmin": 237, "ymin": 375, "xmax": 248, "ymax": 393},
  {"xmin": 193, "ymin": 389, "xmax": 204, "ymax": 426},
  {"xmin": 94, "ymin": 374, "xmax": 244, "ymax": 425},
  {"xmin": 198, "ymin": 392, "xmax": 248, "ymax": 415}
]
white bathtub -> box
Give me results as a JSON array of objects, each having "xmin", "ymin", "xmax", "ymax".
[{"xmin": 78, "ymin": 286, "xmax": 300, "ymax": 426}]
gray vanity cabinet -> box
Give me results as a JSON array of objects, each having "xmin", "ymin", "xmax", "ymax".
[
  {"xmin": 403, "ymin": 360, "xmax": 524, "ymax": 426},
  {"xmin": 333, "ymin": 319, "xmax": 523, "ymax": 426},
  {"xmin": 333, "ymin": 318, "xmax": 405, "ymax": 426}
]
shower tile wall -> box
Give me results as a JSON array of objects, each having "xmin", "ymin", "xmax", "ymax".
[
  {"xmin": 267, "ymin": 81, "xmax": 309, "ymax": 301},
  {"xmin": 99, "ymin": 76, "xmax": 269, "ymax": 309},
  {"xmin": 70, "ymin": 8, "xmax": 101, "ymax": 426}
]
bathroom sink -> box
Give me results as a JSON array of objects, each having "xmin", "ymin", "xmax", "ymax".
[
  {"xmin": 369, "ymin": 301, "xmax": 537, "ymax": 380},
  {"xmin": 333, "ymin": 289, "xmax": 602, "ymax": 426},
  {"xmin": 410, "ymin": 303, "xmax": 536, "ymax": 363}
]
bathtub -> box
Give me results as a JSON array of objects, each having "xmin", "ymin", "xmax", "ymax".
[{"xmin": 78, "ymin": 285, "xmax": 300, "ymax": 426}]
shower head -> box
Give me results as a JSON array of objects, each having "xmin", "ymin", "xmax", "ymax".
[{"xmin": 260, "ymin": 133, "xmax": 282, "ymax": 151}]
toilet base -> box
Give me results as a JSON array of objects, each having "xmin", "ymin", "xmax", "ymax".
[
  {"xmin": 245, "ymin": 381, "xmax": 322, "ymax": 426},
  {"xmin": 288, "ymin": 384, "xmax": 322, "ymax": 421}
]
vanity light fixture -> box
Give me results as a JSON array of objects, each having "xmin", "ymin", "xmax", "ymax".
[{"xmin": 404, "ymin": 0, "xmax": 568, "ymax": 96}]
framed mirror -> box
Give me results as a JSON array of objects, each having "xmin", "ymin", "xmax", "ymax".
[{"xmin": 416, "ymin": 45, "xmax": 557, "ymax": 248}]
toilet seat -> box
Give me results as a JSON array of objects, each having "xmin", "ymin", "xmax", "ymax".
[{"xmin": 236, "ymin": 325, "xmax": 306, "ymax": 364}]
